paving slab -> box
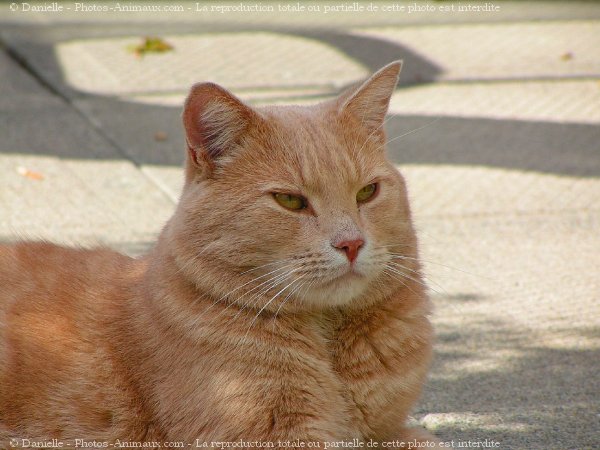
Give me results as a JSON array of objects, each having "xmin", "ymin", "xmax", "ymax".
[
  {"xmin": 402, "ymin": 164, "xmax": 600, "ymax": 217},
  {"xmin": 356, "ymin": 21, "xmax": 600, "ymax": 82},
  {"xmin": 26, "ymin": 21, "xmax": 600, "ymax": 99},
  {"xmin": 390, "ymin": 80, "xmax": 600, "ymax": 124},
  {"xmin": 0, "ymin": 154, "xmax": 174, "ymax": 251},
  {"xmin": 0, "ymin": 50, "xmax": 175, "ymax": 252},
  {"xmin": 0, "ymin": 50, "xmax": 117, "ymax": 161},
  {"xmin": 55, "ymin": 33, "xmax": 368, "ymax": 96},
  {"xmin": 413, "ymin": 212, "xmax": 600, "ymax": 448},
  {"xmin": 0, "ymin": 24, "xmax": 439, "ymax": 98}
]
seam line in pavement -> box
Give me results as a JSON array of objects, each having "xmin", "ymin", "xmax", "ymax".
[
  {"xmin": 2, "ymin": 41, "xmax": 178, "ymax": 207},
  {"xmin": 422, "ymin": 75, "xmax": 600, "ymax": 86}
]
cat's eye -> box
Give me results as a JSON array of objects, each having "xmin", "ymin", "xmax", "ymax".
[
  {"xmin": 273, "ymin": 193, "xmax": 308, "ymax": 211},
  {"xmin": 356, "ymin": 183, "xmax": 378, "ymax": 203}
]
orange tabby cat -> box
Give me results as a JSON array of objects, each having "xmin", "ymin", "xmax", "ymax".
[{"xmin": 0, "ymin": 62, "xmax": 440, "ymax": 447}]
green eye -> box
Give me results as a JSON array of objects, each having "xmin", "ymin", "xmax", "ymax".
[
  {"xmin": 273, "ymin": 193, "xmax": 307, "ymax": 211},
  {"xmin": 356, "ymin": 183, "xmax": 378, "ymax": 203}
]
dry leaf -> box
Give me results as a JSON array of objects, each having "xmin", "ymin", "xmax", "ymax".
[
  {"xmin": 128, "ymin": 37, "xmax": 174, "ymax": 57},
  {"xmin": 17, "ymin": 166, "xmax": 44, "ymax": 181},
  {"xmin": 154, "ymin": 131, "xmax": 168, "ymax": 141},
  {"xmin": 560, "ymin": 52, "xmax": 573, "ymax": 61}
]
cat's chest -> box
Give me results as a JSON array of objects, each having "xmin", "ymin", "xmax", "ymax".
[
  {"xmin": 149, "ymin": 309, "xmax": 415, "ymax": 440},
  {"xmin": 313, "ymin": 313, "xmax": 397, "ymax": 434},
  {"xmin": 318, "ymin": 308, "xmax": 427, "ymax": 437},
  {"xmin": 148, "ymin": 314, "xmax": 358, "ymax": 439}
]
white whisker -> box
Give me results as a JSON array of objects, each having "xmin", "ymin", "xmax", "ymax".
[
  {"xmin": 245, "ymin": 275, "xmax": 305, "ymax": 338},
  {"xmin": 221, "ymin": 267, "xmax": 301, "ymax": 325},
  {"xmin": 381, "ymin": 268, "xmax": 418, "ymax": 297},
  {"xmin": 270, "ymin": 276, "xmax": 310, "ymax": 331},
  {"xmin": 386, "ymin": 261, "xmax": 446, "ymax": 296},
  {"xmin": 383, "ymin": 264, "xmax": 438, "ymax": 298},
  {"xmin": 384, "ymin": 118, "xmax": 441, "ymax": 147},
  {"xmin": 194, "ymin": 262, "xmax": 299, "ymax": 327}
]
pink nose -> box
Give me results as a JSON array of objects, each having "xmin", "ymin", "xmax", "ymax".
[{"xmin": 333, "ymin": 239, "xmax": 364, "ymax": 263}]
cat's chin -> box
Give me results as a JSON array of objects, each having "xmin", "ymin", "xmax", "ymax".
[{"xmin": 303, "ymin": 272, "xmax": 372, "ymax": 308}]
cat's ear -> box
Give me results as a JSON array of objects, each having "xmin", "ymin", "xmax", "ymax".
[
  {"xmin": 183, "ymin": 82, "xmax": 257, "ymax": 178},
  {"xmin": 338, "ymin": 61, "xmax": 402, "ymax": 133}
]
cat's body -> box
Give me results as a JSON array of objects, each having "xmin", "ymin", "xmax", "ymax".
[{"xmin": 0, "ymin": 63, "xmax": 438, "ymax": 446}]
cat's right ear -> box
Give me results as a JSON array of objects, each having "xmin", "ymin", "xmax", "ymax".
[
  {"xmin": 182, "ymin": 82, "xmax": 257, "ymax": 180},
  {"xmin": 337, "ymin": 61, "xmax": 402, "ymax": 135}
]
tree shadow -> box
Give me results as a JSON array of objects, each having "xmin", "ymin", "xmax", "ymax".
[
  {"xmin": 5, "ymin": 88, "xmax": 600, "ymax": 179},
  {"xmin": 385, "ymin": 115, "xmax": 600, "ymax": 178},
  {"xmin": 415, "ymin": 319, "xmax": 600, "ymax": 448},
  {"xmin": 2, "ymin": 21, "xmax": 598, "ymax": 177}
]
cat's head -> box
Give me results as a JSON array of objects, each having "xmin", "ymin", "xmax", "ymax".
[{"xmin": 167, "ymin": 62, "xmax": 421, "ymax": 312}]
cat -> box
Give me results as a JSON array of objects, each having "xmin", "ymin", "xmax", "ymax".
[{"xmin": 0, "ymin": 61, "xmax": 440, "ymax": 448}]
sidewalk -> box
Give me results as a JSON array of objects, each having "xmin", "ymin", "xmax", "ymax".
[{"xmin": 1, "ymin": 2, "xmax": 599, "ymax": 448}]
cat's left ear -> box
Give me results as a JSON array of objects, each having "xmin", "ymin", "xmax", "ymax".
[
  {"xmin": 338, "ymin": 61, "xmax": 402, "ymax": 134},
  {"xmin": 182, "ymin": 82, "xmax": 259, "ymax": 180}
]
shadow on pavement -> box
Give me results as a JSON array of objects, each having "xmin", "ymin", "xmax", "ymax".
[
  {"xmin": 418, "ymin": 319, "xmax": 600, "ymax": 448},
  {"xmin": 8, "ymin": 92, "xmax": 600, "ymax": 178},
  {"xmin": 2, "ymin": 23, "xmax": 599, "ymax": 177}
]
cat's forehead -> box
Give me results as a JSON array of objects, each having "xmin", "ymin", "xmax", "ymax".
[{"xmin": 254, "ymin": 104, "xmax": 387, "ymax": 188}]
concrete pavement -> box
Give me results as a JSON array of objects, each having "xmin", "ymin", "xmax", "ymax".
[{"xmin": 1, "ymin": 1, "xmax": 599, "ymax": 448}]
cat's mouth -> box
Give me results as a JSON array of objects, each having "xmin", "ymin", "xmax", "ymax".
[
  {"xmin": 300, "ymin": 267, "xmax": 371, "ymax": 306},
  {"xmin": 320, "ymin": 268, "xmax": 366, "ymax": 287}
]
